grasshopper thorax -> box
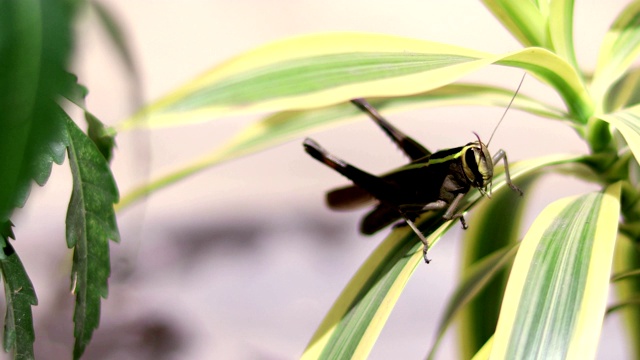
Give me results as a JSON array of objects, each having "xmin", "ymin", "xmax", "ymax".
[{"xmin": 461, "ymin": 133, "xmax": 494, "ymax": 197}]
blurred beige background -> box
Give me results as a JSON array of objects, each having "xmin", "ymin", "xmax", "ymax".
[{"xmin": 8, "ymin": 1, "xmax": 632, "ymax": 359}]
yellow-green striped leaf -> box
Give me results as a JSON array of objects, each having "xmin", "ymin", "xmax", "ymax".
[
  {"xmin": 456, "ymin": 174, "xmax": 538, "ymax": 359},
  {"xmin": 591, "ymin": 1, "xmax": 640, "ymax": 105},
  {"xmin": 612, "ymin": 233, "xmax": 640, "ymax": 359},
  {"xmin": 116, "ymin": 84, "xmax": 566, "ymax": 210},
  {"xmin": 598, "ymin": 103, "xmax": 640, "ymax": 167},
  {"xmin": 301, "ymin": 154, "xmax": 580, "ymax": 360},
  {"xmin": 490, "ymin": 183, "xmax": 621, "ymax": 359},
  {"xmin": 548, "ymin": 0, "xmax": 578, "ymax": 70},
  {"xmin": 427, "ymin": 243, "xmax": 520, "ymax": 360},
  {"xmin": 472, "ymin": 336, "xmax": 494, "ymax": 360},
  {"xmin": 479, "ymin": 0, "xmax": 548, "ymax": 48},
  {"xmin": 119, "ymin": 33, "xmax": 589, "ymax": 130},
  {"xmin": 604, "ymin": 66, "xmax": 640, "ymax": 112}
]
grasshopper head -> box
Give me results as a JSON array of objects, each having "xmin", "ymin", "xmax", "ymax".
[{"xmin": 462, "ymin": 133, "xmax": 494, "ymax": 197}]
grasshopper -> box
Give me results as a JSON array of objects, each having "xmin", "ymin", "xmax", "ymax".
[{"xmin": 303, "ymin": 81, "xmax": 524, "ymax": 263}]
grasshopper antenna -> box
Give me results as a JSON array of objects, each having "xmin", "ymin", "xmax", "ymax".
[{"xmin": 487, "ymin": 73, "xmax": 526, "ymax": 147}]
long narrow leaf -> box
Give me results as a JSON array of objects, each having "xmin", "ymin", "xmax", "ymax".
[
  {"xmin": 604, "ymin": 67, "xmax": 640, "ymax": 112},
  {"xmin": 302, "ymin": 154, "xmax": 580, "ymax": 359},
  {"xmin": 66, "ymin": 117, "xmax": 120, "ymax": 359},
  {"xmin": 612, "ymin": 233, "xmax": 640, "ymax": 359},
  {"xmin": 301, "ymin": 214, "xmax": 447, "ymax": 360},
  {"xmin": 427, "ymin": 243, "xmax": 520, "ymax": 360},
  {"xmin": 490, "ymin": 183, "xmax": 621, "ymax": 359},
  {"xmin": 119, "ymin": 33, "xmax": 589, "ymax": 130},
  {"xmin": 456, "ymin": 174, "xmax": 537, "ymax": 359},
  {"xmin": 548, "ymin": 0, "xmax": 578, "ymax": 70},
  {"xmin": 598, "ymin": 103, "xmax": 640, "ymax": 167},
  {"xmin": 479, "ymin": 0, "xmax": 548, "ymax": 48},
  {"xmin": 591, "ymin": 1, "xmax": 640, "ymax": 105},
  {"xmin": 117, "ymin": 83, "xmax": 566, "ymax": 210}
]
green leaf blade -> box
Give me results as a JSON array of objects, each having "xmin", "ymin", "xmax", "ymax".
[
  {"xmin": 455, "ymin": 175, "xmax": 537, "ymax": 359},
  {"xmin": 65, "ymin": 117, "xmax": 120, "ymax": 359},
  {"xmin": 428, "ymin": 243, "xmax": 520, "ymax": 360},
  {"xmin": 117, "ymin": 83, "xmax": 567, "ymax": 210},
  {"xmin": 548, "ymin": 0, "xmax": 578, "ymax": 70},
  {"xmin": 121, "ymin": 33, "xmax": 589, "ymax": 130},
  {"xmin": 0, "ymin": 0, "xmax": 75, "ymax": 221},
  {"xmin": 591, "ymin": 1, "xmax": 640, "ymax": 105},
  {"xmin": 491, "ymin": 183, "xmax": 621, "ymax": 359},
  {"xmin": 479, "ymin": 0, "xmax": 548, "ymax": 47},
  {"xmin": 612, "ymin": 233, "xmax": 640, "ymax": 359},
  {"xmin": 302, "ymin": 216, "xmax": 443, "ymax": 360},
  {"xmin": 598, "ymin": 104, "xmax": 640, "ymax": 167},
  {"xmin": 0, "ymin": 224, "xmax": 37, "ymax": 360}
]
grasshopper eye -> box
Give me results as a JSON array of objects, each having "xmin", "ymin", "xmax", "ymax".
[{"xmin": 463, "ymin": 146, "xmax": 484, "ymax": 187}]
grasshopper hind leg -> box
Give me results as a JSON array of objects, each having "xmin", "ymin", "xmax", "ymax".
[
  {"xmin": 303, "ymin": 138, "xmax": 403, "ymax": 200},
  {"xmin": 351, "ymin": 98, "xmax": 431, "ymax": 161}
]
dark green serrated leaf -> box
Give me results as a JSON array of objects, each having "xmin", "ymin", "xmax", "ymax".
[
  {"xmin": 0, "ymin": 225, "xmax": 37, "ymax": 360},
  {"xmin": 60, "ymin": 72, "xmax": 118, "ymax": 162},
  {"xmin": 0, "ymin": 0, "xmax": 76, "ymax": 222},
  {"xmin": 61, "ymin": 71, "xmax": 89, "ymax": 109},
  {"xmin": 65, "ymin": 116, "xmax": 120, "ymax": 360}
]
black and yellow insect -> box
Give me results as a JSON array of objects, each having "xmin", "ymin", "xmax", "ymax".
[{"xmin": 303, "ymin": 91, "xmax": 523, "ymax": 263}]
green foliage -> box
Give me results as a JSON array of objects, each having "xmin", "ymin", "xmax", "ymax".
[
  {"xmin": 65, "ymin": 115, "xmax": 120, "ymax": 359},
  {"xmin": 0, "ymin": 223, "xmax": 37, "ymax": 360},
  {"xmin": 0, "ymin": 0, "xmax": 123, "ymax": 359},
  {"xmin": 0, "ymin": 0, "xmax": 75, "ymax": 220},
  {"xmin": 2, "ymin": 0, "xmax": 640, "ymax": 359},
  {"xmin": 108, "ymin": 0, "xmax": 640, "ymax": 359}
]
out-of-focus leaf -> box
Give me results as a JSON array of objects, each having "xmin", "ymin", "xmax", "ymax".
[
  {"xmin": 117, "ymin": 83, "xmax": 567, "ymax": 210},
  {"xmin": 0, "ymin": 0, "xmax": 76, "ymax": 221},
  {"xmin": 61, "ymin": 72, "xmax": 117, "ymax": 163},
  {"xmin": 613, "ymin": 233, "xmax": 640, "ymax": 359},
  {"xmin": 85, "ymin": 112, "xmax": 117, "ymax": 162},
  {"xmin": 427, "ymin": 243, "xmax": 520, "ymax": 360},
  {"xmin": 65, "ymin": 116, "xmax": 120, "ymax": 360},
  {"xmin": 119, "ymin": 33, "xmax": 589, "ymax": 130},
  {"xmin": 301, "ymin": 154, "xmax": 580, "ymax": 359},
  {"xmin": 61, "ymin": 71, "xmax": 90, "ymax": 109},
  {"xmin": 605, "ymin": 67, "xmax": 640, "ymax": 112},
  {"xmin": 548, "ymin": 0, "xmax": 578, "ymax": 70},
  {"xmin": 591, "ymin": 1, "xmax": 640, "ymax": 105},
  {"xmin": 0, "ymin": 221, "xmax": 14, "ymax": 258},
  {"xmin": 598, "ymin": 104, "xmax": 640, "ymax": 167},
  {"xmin": 471, "ymin": 336, "xmax": 494, "ymax": 360},
  {"xmin": 455, "ymin": 174, "xmax": 537, "ymax": 359},
  {"xmin": 490, "ymin": 183, "xmax": 621, "ymax": 359},
  {"xmin": 0, "ymin": 224, "xmax": 37, "ymax": 360},
  {"xmin": 479, "ymin": 0, "xmax": 548, "ymax": 48},
  {"xmin": 90, "ymin": 0, "xmax": 138, "ymax": 77},
  {"xmin": 612, "ymin": 268, "xmax": 640, "ymax": 282}
]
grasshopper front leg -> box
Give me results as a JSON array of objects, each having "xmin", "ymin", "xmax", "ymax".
[
  {"xmin": 492, "ymin": 149, "xmax": 523, "ymax": 196},
  {"xmin": 399, "ymin": 193, "xmax": 468, "ymax": 263},
  {"xmin": 399, "ymin": 192, "xmax": 468, "ymax": 229}
]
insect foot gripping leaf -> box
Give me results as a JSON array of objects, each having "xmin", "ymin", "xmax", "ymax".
[{"xmin": 304, "ymin": 97, "xmax": 522, "ymax": 263}]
